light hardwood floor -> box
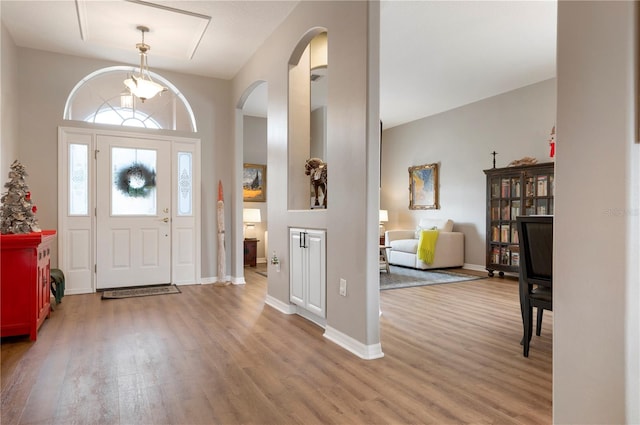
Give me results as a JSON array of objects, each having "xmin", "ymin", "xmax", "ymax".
[{"xmin": 1, "ymin": 266, "xmax": 552, "ymax": 425}]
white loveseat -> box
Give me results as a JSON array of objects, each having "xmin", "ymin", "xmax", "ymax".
[{"xmin": 385, "ymin": 218, "xmax": 464, "ymax": 270}]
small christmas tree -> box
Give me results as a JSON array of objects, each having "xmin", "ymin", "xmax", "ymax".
[{"xmin": 1, "ymin": 160, "xmax": 41, "ymax": 234}]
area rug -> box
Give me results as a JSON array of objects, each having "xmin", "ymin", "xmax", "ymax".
[
  {"xmin": 101, "ymin": 285, "xmax": 181, "ymax": 299},
  {"xmin": 380, "ymin": 266, "xmax": 484, "ymax": 290}
]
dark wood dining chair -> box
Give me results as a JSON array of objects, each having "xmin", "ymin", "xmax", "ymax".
[{"xmin": 516, "ymin": 215, "xmax": 553, "ymax": 357}]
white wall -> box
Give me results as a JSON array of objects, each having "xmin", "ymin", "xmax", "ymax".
[
  {"xmin": 8, "ymin": 46, "xmax": 232, "ymax": 280},
  {"xmin": 1, "ymin": 22, "xmax": 18, "ymax": 184},
  {"xmin": 232, "ymin": 1, "xmax": 382, "ymax": 355},
  {"xmin": 381, "ymin": 79, "xmax": 556, "ymax": 268},
  {"xmin": 555, "ymin": 2, "xmax": 639, "ymax": 423}
]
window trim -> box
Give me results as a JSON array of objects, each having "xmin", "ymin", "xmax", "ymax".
[{"xmin": 63, "ymin": 66, "xmax": 197, "ymax": 132}]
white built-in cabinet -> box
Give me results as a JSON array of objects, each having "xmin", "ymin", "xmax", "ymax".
[{"xmin": 289, "ymin": 228, "xmax": 326, "ymax": 318}]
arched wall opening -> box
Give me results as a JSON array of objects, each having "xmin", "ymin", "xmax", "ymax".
[
  {"xmin": 234, "ymin": 80, "xmax": 268, "ymax": 282},
  {"xmin": 288, "ymin": 28, "xmax": 328, "ymax": 211}
]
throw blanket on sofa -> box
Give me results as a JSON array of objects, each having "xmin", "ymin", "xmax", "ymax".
[{"xmin": 417, "ymin": 229, "xmax": 439, "ymax": 264}]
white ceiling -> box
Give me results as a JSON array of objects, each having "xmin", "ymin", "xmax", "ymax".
[{"xmin": 1, "ymin": 0, "xmax": 557, "ymax": 129}]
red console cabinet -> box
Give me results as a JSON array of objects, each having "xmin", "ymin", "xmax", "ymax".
[{"xmin": 1, "ymin": 230, "xmax": 56, "ymax": 340}]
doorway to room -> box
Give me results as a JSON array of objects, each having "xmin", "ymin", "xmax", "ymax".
[{"xmin": 238, "ymin": 81, "xmax": 268, "ymax": 273}]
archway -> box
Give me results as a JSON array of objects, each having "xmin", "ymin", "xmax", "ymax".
[{"xmin": 233, "ymin": 81, "xmax": 268, "ymax": 282}]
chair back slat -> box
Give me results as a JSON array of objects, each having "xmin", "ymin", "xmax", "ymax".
[
  {"xmin": 516, "ymin": 215, "xmax": 553, "ymax": 357},
  {"xmin": 517, "ymin": 216, "xmax": 553, "ymax": 289}
]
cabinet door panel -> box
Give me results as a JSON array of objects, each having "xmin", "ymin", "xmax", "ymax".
[
  {"xmin": 306, "ymin": 230, "xmax": 326, "ymax": 317},
  {"xmin": 289, "ymin": 230, "xmax": 305, "ymax": 306}
]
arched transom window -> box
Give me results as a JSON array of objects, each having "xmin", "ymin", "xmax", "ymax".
[{"xmin": 64, "ymin": 66, "xmax": 197, "ymax": 132}]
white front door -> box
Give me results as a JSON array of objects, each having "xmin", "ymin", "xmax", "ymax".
[{"xmin": 96, "ymin": 135, "xmax": 171, "ymax": 289}]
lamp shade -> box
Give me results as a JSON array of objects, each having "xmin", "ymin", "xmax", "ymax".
[
  {"xmin": 379, "ymin": 210, "xmax": 389, "ymax": 223},
  {"xmin": 243, "ymin": 208, "xmax": 261, "ymax": 223},
  {"xmin": 120, "ymin": 91, "xmax": 134, "ymax": 109},
  {"xmin": 123, "ymin": 26, "xmax": 167, "ymax": 103},
  {"xmin": 124, "ymin": 77, "xmax": 166, "ymax": 102}
]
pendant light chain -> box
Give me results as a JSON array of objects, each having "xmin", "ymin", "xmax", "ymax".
[{"xmin": 123, "ymin": 25, "xmax": 167, "ymax": 102}]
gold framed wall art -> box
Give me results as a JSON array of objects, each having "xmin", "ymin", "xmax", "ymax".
[
  {"xmin": 243, "ymin": 163, "xmax": 266, "ymax": 202},
  {"xmin": 409, "ymin": 163, "xmax": 439, "ymax": 210}
]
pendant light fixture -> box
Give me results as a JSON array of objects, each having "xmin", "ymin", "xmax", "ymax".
[{"xmin": 123, "ymin": 26, "xmax": 167, "ymax": 103}]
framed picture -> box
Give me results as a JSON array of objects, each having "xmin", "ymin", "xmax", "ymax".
[
  {"xmin": 243, "ymin": 163, "xmax": 266, "ymax": 202},
  {"xmin": 409, "ymin": 163, "xmax": 439, "ymax": 210}
]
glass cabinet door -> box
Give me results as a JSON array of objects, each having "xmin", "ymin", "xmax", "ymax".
[{"xmin": 485, "ymin": 163, "xmax": 554, "ymax": 277}]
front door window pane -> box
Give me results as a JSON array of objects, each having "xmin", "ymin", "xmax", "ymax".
[
  {"xmin": 69, "ymin": 143, "xmax": 89, "ymax": 215},
  {"xmin": 111, "ymin": 147, "xmax": 157, "ymax": 216},
  {"xmin": 177, "ymin": 152, "xmax": 192, "ymax": 216}
]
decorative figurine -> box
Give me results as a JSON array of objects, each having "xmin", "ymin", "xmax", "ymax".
[
  {"xmin": 304, "ymin": 158, "xmax": 327, "ymax": 209},
  {"xmin": 508, "ymin": 157, "xmax": 538, "ymax": 167},
  {"xmin": 549, "ymin": 126, "xmax": 556, "ymax": 161}
]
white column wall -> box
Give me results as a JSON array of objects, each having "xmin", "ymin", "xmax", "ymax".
[
  {"xmin": 555, "ymin": 2, "xmax": 639, "ymax": 423},
  {"xmin": 232, "ymin": 1, "xmax": 382, "ymax": 356}
]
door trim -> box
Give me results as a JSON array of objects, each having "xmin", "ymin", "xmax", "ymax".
[{"xmin": 58, "ymin": 126, "xmax": 201, "ymax": 294}]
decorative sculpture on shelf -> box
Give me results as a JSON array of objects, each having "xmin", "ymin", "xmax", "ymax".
[
  {"xmin": 305, "ymin": 157, "xmax": 327, "ymax": 209},
  {"xmin": 548, "ymin": 126, "xmax": 556, "ymax": 161},
  {"xmin": 508, "ymin": 157, "xmax": 538, "ymax": 167}
]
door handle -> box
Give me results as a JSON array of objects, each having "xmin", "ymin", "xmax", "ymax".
[
  {"xmin": 299, "ymin": 232, "xmax": 309, "ymax": 248},
  {"xmin": 160, "ymin": 217, "xmax": 169, "ymax": 223}
]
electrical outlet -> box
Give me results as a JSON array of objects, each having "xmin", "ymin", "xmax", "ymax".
[{"xmin": 339, "ymin": 278, "xmax": 347, "ymax": 296}]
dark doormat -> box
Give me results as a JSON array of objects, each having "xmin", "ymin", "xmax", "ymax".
[{"xmin": 101, "ymin": 284, "xmax": 181, "ymax": 299}]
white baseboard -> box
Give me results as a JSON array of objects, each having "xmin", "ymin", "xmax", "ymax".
[
  {"xmin": 324, "ymin": 325, "xmax": 384, "ymax": 360},
  {"xmin": 265, "ymin": 300, "xmax": 384, "ymax": 360},
  {"xmin": 64, "ymin": 288, "xmax": 94, "ymax": 295},
  {"xmin": 295, "ymin": 308, "xmax": 326, "ymax": 328},
  {"xmin": 231, "ymin": 276, "xmax": 246, "ymax": 285},
  {"xmin": 265, "ymin": 295, "xmax": 296, "ymax": 314},
  {"xmin": 462, "ymin": 263, "xmax": 486, "ymax": 272},
  {"xmin": 265, "ymin": 298, "xmax": 330, "ymax": 331},
  {"xmin": 175, "ymin": 281, "xmax": 198, "ymax": 286},
  {"xmin": 202, "ymin": 275, "xmax": 239, "ymax": 284}
]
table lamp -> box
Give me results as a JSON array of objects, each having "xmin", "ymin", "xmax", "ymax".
[
  {"xmin": 243, "ymin": 208, "xmax": 261, "ymax": 240},
  {"xmin": 379, "ymin": 209, "xmax": 388, "ymax": 237}
]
